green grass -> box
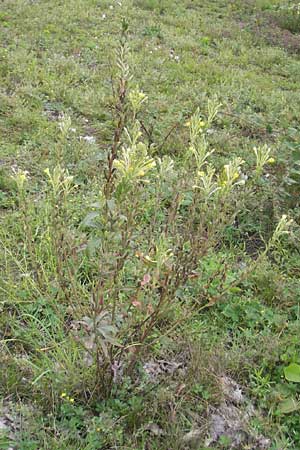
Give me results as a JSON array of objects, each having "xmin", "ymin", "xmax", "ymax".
[{"xmin": 1, "ymin": 0, "xmax": 300, "ymax": 449}]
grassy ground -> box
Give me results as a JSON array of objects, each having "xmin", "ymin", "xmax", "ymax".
[{"xmin": 1, "ymin": 0, "xmax": 300, "ymax": 449}]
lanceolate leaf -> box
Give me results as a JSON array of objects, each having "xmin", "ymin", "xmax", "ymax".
[{"xmin": 81, "ymin": 211, "xmax": 99, "ymax": 228}]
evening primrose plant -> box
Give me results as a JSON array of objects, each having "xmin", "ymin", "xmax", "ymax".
[
  {"xmin": 254, "ymin": 144, "xmax": 275, "ymax": 178},
  {"xmin": 187, "ymin": 102, "xmax": 220, "ymax": 171},
  {"xmin": 193, "ymin": 165, "xmax": 219, "ymax": 201},
  {"xmin": 128, "ymin": 89, "xmax": 148, "ymax": 119},
  {"xmin": 113, "ymin": 129, "xmax": 156, "ymax": 194},
  {"xmin": 7, "ymin": 78, "xmax": 290, "ymax": 403},
  {"xmin": 77, "ymin": 81, "xmax": 293, "ymax": 388},
  {"xmin": 219, "ymin": 157, "xmax": 246, "ymax": 193},
  {"xmin": 88, "ymin": 87, "xmax": 293, "ymax": 381},
  {"xmin": 2, "ymin": 22, "xmax": 294, "ymax": 411}
]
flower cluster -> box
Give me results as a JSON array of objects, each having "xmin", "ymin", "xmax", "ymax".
[{"xmin": 60, "ymin": 392, "xmax": 75, "ymax": 403}]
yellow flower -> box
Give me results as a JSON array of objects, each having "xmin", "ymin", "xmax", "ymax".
[
  {"xmin": 69, "ymin": 398, "xmax": 75, "ymax": 403},
  {"xmin": 185, "ymin": 121, "xmax": 191, "ymax": 127},
  {"xmin": 267, "ymin": 157, "xmax": 275, "ymax": 164},
  {"xmin": 96, "ymin": 428, "xmax": 101, "ymax": 432},
  {"xmin": 60, "ymin": 392, "xmax": 67, "ymax": 398}
]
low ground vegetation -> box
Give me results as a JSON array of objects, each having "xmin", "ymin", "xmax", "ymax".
[{"xmin": 1, "ymin": 0, "xmax": 300, "ymax": 449}]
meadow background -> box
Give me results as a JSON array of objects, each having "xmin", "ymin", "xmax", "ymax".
[{"xmin": 1, "ymin": 0, "xmax": 300, "ymax": 448}]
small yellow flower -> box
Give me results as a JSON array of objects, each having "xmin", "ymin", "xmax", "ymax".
[
  {"xmin": 267, "ymin": 157, "xmax": 275, "ymax": 164},
  {"xmin": 69, "ymin": 398, "xmax": 75, "ymax": 403},
  {"xmin": 96, "ymin": 428, "xmax": 101, "ymax": 432},
  {"xmin": 185, "ymin": 121, "xmax": 191, "ymax": 127},
  {"xmin": 60, "ymin": 392, "xmax": 67, "ymax": 398}
]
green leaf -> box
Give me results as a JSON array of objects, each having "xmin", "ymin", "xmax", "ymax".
[
  {"xmin": 228, "ymin": 287, "xmax": 242, "ymax": 293},
  {"xmin": 87, "ymin": 237, "xmax": 102, "ymax": 255},
  {"xmin": 284, "ymin": 363, "xmax": 300, "ymax": 383},
  {"xmin": 278, "ymin": 397, "xmax": 300, "ymax": 414},
  {"xmin": 81, "ymin": 211, "xmax": 99, "ymax": 228}
]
